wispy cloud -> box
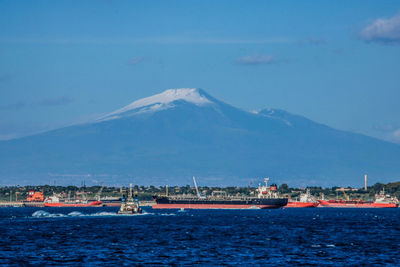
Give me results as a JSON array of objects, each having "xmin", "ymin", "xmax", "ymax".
[
  {"xmin": 390, "ymin": 128, "xmax": 400, "ymax": 143},
  {"xmin": 128, "ymin": 57, "xmax": 145, "ymax": 65},
  {"xmin": 299, "ymin": 37, "xmax": 327, "ymax": 45},
  {"xmin": 0, "ymin": 133, "xmax": 19, "ymax": 140},
  {"xmin": 307, "ymin": 37, "xmax": 327, "ymax": 45},
  {"xmin": 0, "ymin": 121, "xmax": 43, "ymax": 140},
  {"xmin": 0, "ymin": 96, "xmax": 74, "ymax": 111},
  {"xmin": 332, "ymin": 48, "xmax": 345, "ymax": 55},
  {"xmin": 373, "ymin": 124, "xmax": 398, "ymax": 132},
  {"xmin": 373, "ymin": 124, "xmax": 400, "ymax": 144},
  {"xmin": 0, "ymin": 36, "xmax": 294, "ymax": 45},
  {"xmin": 0, "ymin": 35, "xmax": 331, "ymax": 47},
  {"xmin": 236, "ymin": 55, "xmax": 277, "ymax": 65},
  {"xmin": 359, "ymin": 12, "xmax": 400, "ymax": 44},
  {"xmin": 0, "ymin": 112, "xmax": 103, "ymax": 140},
  {"xmin": 38, "ymin": 96, "xmax": 74, "ymax": 106},
  {"xmin": 0, "ymin": 120, "xmax": 58, "ymax": 140},
  {"xmin": 0, "ymin": 101, "xmax": 26, "ymax": 111}
]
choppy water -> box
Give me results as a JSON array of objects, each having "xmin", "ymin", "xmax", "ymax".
[{"xmin": 0, "ymin": 207, "xmax": 399, "ymax": 266}]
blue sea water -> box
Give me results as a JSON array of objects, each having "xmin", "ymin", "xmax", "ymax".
[{"xmin": 0, "ymin": 207, "xmax": 399, "ymax": 266}]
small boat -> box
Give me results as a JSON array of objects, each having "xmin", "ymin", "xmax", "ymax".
[
  {"xmin": 118, "ymin": 184, "xmax": 142, "ymax": 214},
  {"xmin": 286, "ymin": 189, "xmax": 319, "ymax": 208}
]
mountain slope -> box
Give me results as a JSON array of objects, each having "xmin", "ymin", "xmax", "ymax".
[{"xmin": 1, "ymin": 88, "xmax": 400, "ymax": 186}]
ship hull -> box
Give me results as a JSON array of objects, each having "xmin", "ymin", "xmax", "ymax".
[
  {"xmin": 90, "ymin": 199, "xmax": 121, "ymax": 207},
  {"xmin": 101, "ymin": 202, "xmax": 121, "ymax": 207},
  {"xmin": 286, "ymin": 202, "xmax": 319, "ymax": 208},
  {"xmin": 318, "ymin": 200, "xmax": 398, "ymax": 208},
  {"xmin": 44, "ymin": 201, "xmax": 103, "ymax": 207},
  {"xmin": 152, "ymin": 197, "xmax": 288, "ymax": 209},
  {"xmin": 23, "ymin": 201, "xmax": 45, "ymax": 207}
]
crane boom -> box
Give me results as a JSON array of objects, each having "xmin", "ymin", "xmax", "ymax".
[
  {"xmin": 341, "ymin": 188, "xmax": 349, "ymax": 201},
  {"xmin": 95, "ymin": 181, "xmax": 104, "ymax": 201},
  {"xmin": 193, "ymin": 176, "xmax": 201, "ymax": 198}
]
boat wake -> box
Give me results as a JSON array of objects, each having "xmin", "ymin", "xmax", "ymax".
[
  {"xmin": 158, "ymin": 213, "xmax": 177, "ymax": 216},
  {"xmin": 31, "ymin": 210, "xmax": 154, "ymax": 218},
  {"xmin": 31, "ymin": 210, "xmax": 66, "ymax": 218}
]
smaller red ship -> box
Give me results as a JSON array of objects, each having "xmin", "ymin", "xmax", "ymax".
[
  {"xmin": 23, "ymin": 190, "xmax": 46, "ymax": 207},
  {"xmin": 44, "ymin": 192, "xmax": 103, "ymax": 207},
  {"xmin": 286, "ymin": 189, "xmax": 319, "ymax": 208},
  {"xmin": 318, "ymin": 189, "xmax": 399, "ymax": 208}
]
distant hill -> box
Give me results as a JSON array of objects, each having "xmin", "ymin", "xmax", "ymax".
[{"xmin": 1, "ymin": 88, "xmax": 400, "ymax": 187}]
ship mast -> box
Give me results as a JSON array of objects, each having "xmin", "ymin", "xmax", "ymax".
[{"xmin": 129, "ymin": 183, "xmax": 133, "ymax": 200}]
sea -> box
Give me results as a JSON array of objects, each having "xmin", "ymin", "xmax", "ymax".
[{"xmin": 0, "ymin": 207, "xmax": 399, "ymax": 266}]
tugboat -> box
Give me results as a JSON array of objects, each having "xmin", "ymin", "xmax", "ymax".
[
  {"xmin": 23, "ymin": 191, "xmax": 45, "ymax": 207},
  {"xmin": 118, "ymin": 184, "xmax": 142, "ymax": 214}
]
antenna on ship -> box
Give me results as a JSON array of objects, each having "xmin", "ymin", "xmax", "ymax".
[{"xmin": 129, "ymin": 183, "xmax": 133, "ymax": 200}]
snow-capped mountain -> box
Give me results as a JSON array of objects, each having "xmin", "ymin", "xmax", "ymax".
[
  {"xmin": 98, "ymin": 88, "xmax": 214, "ymax": 121},
  {"xmin": 0, "ymin": 88, "xmax": 400, "ymax": 186}
]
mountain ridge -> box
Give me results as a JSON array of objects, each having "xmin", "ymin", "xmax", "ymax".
[{"xmin": 0, "ymin": 88, "xmax": 399, "ymax": 187}]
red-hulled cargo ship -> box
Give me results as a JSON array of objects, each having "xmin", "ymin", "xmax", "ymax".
[
  {"xmin": 318, "ymin": 189, "xmax": 399, "ymax": 208},
  {"xmin": 153, "ymin": 178, "xmax": 288, "ymax": 209},
  {"xmin": 44, "ymin": 194, "xmax": 103, "ymax": 207},
  {"xmin": 44, "ymin": 200, "xmax": 103, "ymax": 207},
  {"xmin": 285, "ymin": 189, "xmax": 319, "ymax": 208},
  {"xmin": 318, "ymin": 199, "xmax": 398, "ymax": 208}
]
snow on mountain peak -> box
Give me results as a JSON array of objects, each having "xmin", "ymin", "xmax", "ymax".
[
  {"xmin": 98, "ymin": 88, "xmax": 213, "ymax": 121},
  {"xmin": 132, "ymin": 88, "xmax": 211, "ymax": 108}
]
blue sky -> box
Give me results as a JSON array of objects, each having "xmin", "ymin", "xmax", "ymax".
[{"xmin": 0, "ymin": 0, "xmax": 400, "ymax": 143}]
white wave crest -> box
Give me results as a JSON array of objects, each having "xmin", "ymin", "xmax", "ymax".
[
  {"xmin": 31, "ymin": 210, "xmax": 155, "ymax": 218},
  {"xmin": 32, "ymin": 210, "xmax": 66, "ymax": 218},
  {"xmin": 67, "ymin": 211, "xmax": 85, "ymax": 216}
]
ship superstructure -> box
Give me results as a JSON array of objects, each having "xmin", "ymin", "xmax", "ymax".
[{"xmin": 286, "ymin": 189, "xmax": 319, "ymax": 208}]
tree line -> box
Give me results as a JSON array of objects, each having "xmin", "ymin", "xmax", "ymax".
[{"xmin": 0, "ymin": 181, "xmax": 399, "ymax": 201}]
